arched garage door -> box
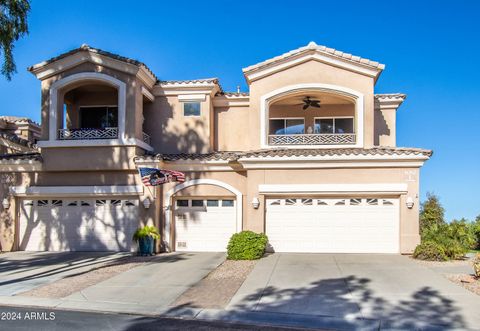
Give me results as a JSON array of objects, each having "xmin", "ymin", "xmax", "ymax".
[{"xmin": 266, "ymin": 197, "xmax": 400, "ymax": 253}]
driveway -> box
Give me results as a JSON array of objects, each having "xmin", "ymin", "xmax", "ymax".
[
  {"xmin": 0, "ymin": 252, "xmax": 127, "ymax": 296},
  {"xmin": 223, "ymin": 254, "xmax": 480, "ymax": 330},
  {"xmin": 0, "ymin": 252, "xmax": 225, "ymax": 315}
]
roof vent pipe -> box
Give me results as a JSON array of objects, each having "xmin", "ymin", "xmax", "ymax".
[{"xmin": 236, "ymin": 85, "xmax": 240, "ymax": 94}]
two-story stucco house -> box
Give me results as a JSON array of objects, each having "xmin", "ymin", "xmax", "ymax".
[{"xmin": 0, "ymin": 42, "xmax": 431, "ymax": 254}]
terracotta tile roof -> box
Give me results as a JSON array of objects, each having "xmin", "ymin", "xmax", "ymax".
[
  {"xmin": 135, "ymin": 147, "xmax": 432, "ymax": 162},
  {"xmin": 0, "ymin": 132, "xmax": 37, "ymax": 149},
  {"xmin": 375, "ymin": 93, "xmax": 407, "ymax": 100},
  {"xmin": 0, "ymin": 152, "xmax": 42, "ymax": 161},
  {"xmin": 216, "ymin": 91, "xmax": 250, "ymax": 97},
  {"xmin": 243, "ymin": 41, "xmax": 385, "ymax": 74},
  {"xmin": 158, "ymin": 78, "xmax": 219, "ymax": 85},
  {"xmin": 28, "ymin": 44, "xmax": 157, "ymax": 81},
  {"xmin": 0, "ymin": 116, "xmax": 40, "ymax": 127}
]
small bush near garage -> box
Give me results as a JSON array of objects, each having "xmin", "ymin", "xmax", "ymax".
[
  {"xmin": 413, "ymin": 241, "xmax": 448, "ymax": 261},
  {"xmin": 227, "ymin": 231, "xmax": 268, "ymax": 260},
  {"xmin": 415, "ymin": 193, "xmax": 478, "ymax": 261}
]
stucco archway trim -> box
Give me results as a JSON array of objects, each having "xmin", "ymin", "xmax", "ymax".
[
  {"xmin": 47, "ymin": 72, "xmax": 127, "ymax": 145},
  {"xmin": 164, "ymin": 179, "xmax": 243, "ymax": 251},
  {"xmin": 260, "ymin": 83, "xmax": 364, "ymax": 149}
]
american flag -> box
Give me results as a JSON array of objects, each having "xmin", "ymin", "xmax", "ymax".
[{"xmin": 139, "ymin": 167, "xmax": 186, "ymax": 186}]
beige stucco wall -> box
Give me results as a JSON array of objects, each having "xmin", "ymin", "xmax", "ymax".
[
  {"xmin": 144, "ymin": 94, "xmax": 213, "ymax": 154},
  {"xmin": 214, "ymin": 106, "xmax": 250, "ymax": 151},
  {"xmin": 160, "ymin": 166, "xmax": 421, "ymax": 254},
  {"xmin": 0, "ymin": 172, "xmax": 34, "ymax": 251}
]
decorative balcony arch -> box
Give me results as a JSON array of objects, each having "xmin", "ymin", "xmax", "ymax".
[
  {"xmin": 46, "ymin": 72, "xmax": 127, "ymax": 146},
  {"xmin": 260, "ymin": 83, "xmax": 364, "ymax": 149}
]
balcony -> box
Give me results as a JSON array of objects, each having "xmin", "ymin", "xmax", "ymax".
[
  {"xmin": 268, "ymin": 133, "xmax": 356, "ymax": 146},
  {"xmin": 58, "ymin": 127, "xmax": 118, "ymax": 140}
]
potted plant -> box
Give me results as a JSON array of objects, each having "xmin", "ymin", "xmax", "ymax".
[{"xmin": 132, "ymin": 225, "xmax": 160, "ymax": 256}]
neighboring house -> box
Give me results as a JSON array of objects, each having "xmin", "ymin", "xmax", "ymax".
[
  {"xmin": 0, "ymin": 117, "xmax": 39, "ymax": 251},
  {"xmin": 0, "ymin": 42, "xmax": 431, "ymax": 254}
]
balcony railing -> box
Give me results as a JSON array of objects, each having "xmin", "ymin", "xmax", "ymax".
[
  {"xmin": 142, "ymin": 132, "xmax": 151, "ymax": 145},
  {"xmin": 58, "ymin": 127, "xmax": 118, "ymax": 140},
  {"xmin": 268, "ymin": 133, "xmax": 356, "ymax": 145}
]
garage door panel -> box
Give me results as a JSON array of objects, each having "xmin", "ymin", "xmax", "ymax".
[
  {"xmin": 175, "ymin": 200, "xmax": 236, "ymax": 252},
  {"xmin": 19, "ymin": 199, "xmax": 139, "ymax": 252},
  {"xmin": 266, "ymin": 197, "xmax": 399, "ymax": 254}
]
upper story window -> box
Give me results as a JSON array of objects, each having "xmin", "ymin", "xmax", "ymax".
[
  {"xmin": 269, "ymin": 118, "xmax": 305, "ymax": 135},
  {"xmin": 314, "ymin": 117, "xmax": 354, "ymax": 134},
  {"xmin": 183, "ymin": 102, "xmax": 201, "ymax": 116},
  {"xmin": 80, "ymin": 106, "xmax": 118, "ymax": 129}
]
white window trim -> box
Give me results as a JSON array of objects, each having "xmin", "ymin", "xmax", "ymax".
[
  {"xmin": 182, "ymin": 101, "xmax": 202, "ymax": 117},
  {"xmin": 314, "ymin": 116, "xmax": 355, "ymax": 134},
  {"xmin": 164, "ymin": 179, "xmax": 243, "ymax": 252},
  {"xmin": 260, "ymin": 83, "xmax": 364, "ymax": 149}
]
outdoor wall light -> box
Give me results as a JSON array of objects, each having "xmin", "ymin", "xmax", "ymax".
[
  {"xmin": 142, "ymin": 197, "xmax": 152, "ymax": 209},
  {"xmin": 2, "ymin": 198, "xmax": 10, "ymax": 210},
  {"xmin": 252, "ymin": 197, "xmax": 260, "ymax": 209},
  {"xmin": 406, "ymin": 197, "xmax": 414, "ymax": 209}
]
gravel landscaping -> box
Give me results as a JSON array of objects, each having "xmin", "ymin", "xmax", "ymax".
[
  {"xmin": 445, "ymin": 274, "xmax": 480, "ymax": 296},
  {"xmin": 18, "ymin": 255, "xmax": 158, "ymax": 298},
  {"xmin": 172, "ymin": 259, "xmax": 256, "ymax": 309}
]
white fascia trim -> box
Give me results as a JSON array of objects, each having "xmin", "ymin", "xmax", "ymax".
[
  {"xmin": 260, "ymin": 83, "xmax": 364, "ymax": 149},
  {"xmin": 239, "ymin": 161, "xmax": 426, "ymax": 169},
  {"xmin": 49, "ymin": 72, "xmax": 127, "ymax": 145},
  {"xmin": 164, "ymin": 179, "xmax": 243, "ymax": 251},
  {"xmin": 37, "ymin": 138, "xmax": 154, "ymax": 152},
  {"xmin": 154, "ymin": 89, "xmax": 216, "ymax": 97},
  {"xmin": 178, "ymin": 94, "xmax": 206, "ymax": 101},
  {"xmin": 245, "ymin": 52, "xmax": 381, "ymax": 83},
  {"xmin": 141, "ymin": 86, "xmax": 155, "ymax": 102},
  {"xmin": 259, "ymin": 183, "xmax": 408, "ymax": 194},
  {"xmin": 10, "ymin": 185, "xmax": 144, "ymax": 197}
]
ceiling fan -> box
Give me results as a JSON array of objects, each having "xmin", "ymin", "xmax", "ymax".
[{"xmin": 300, "ymin": 96, "xmax": 321, "ymax": 110}]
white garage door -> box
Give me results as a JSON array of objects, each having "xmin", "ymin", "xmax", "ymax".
[
  {"xmin": 266, "ymin": 197, "xmax": 399, "ymax": 253},
  {"xmin": 174, "ymin": 198, "xmax": 236, "ymax": 252},
  {"xmin": 19, "ymin": 198, "xmax": 140, "ymax": 251}
]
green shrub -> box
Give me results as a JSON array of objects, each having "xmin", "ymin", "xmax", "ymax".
[
  {"xmin": 471, "ymin": 216, "xmax": 480, "ymax": 250},
  {"xmin": 227, "ymin": 231, "xmax": 268, "ymax": 260},
  {"xmin": 413, "ymin": 241, "xmax": 448, "ymax": 261}
]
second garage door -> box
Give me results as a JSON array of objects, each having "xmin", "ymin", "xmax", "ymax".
[
  {"xmin": 174, "ymin": 198, "xmax": 236, "ymax": 252},
  {"xmin": 266, "ymin": 197, "xmax": 400, "ymax": 253}
]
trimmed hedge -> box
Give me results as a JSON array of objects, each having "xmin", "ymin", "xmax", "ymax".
[
  {"xmin": 227, "ymin": 231, "xmax": 268, "ymax": 260},
  {"xmin": 413, "ymin": 241, "xmax": 448, "ymax": 261}
]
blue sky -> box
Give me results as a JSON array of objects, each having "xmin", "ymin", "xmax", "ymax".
[{"xmin": 0, "ymin": 0, "xmax": 479, "ymax": 221}]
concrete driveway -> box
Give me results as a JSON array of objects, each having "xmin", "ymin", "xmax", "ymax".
[
  {"xmin": 224, "ymin": 253, "xmax": 480, "ymax": 330},
  {"xmin": 0, "ymin": 252, "xmax": 127, "ymax": 296}
]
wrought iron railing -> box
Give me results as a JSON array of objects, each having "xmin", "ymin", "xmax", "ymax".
[
  {"xmin": 268, "ymin": 133, "xmax": 356, "ymax": 145},
  {"xmin": 142, "ymin": 132, "xmax": 151, "ymax": 145},
  {"xmin": 58, "ymin": 127, "xmax": 118, "ymax": 140}
]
